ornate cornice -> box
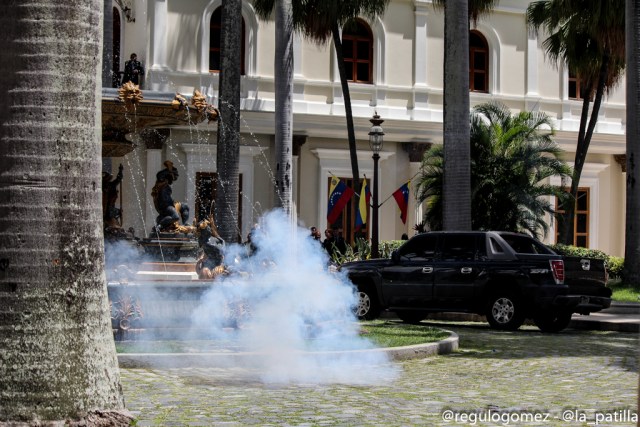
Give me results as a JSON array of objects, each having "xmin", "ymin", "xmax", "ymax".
[
  {"xmin": 402, "ymin": 142, "xmax": 432, "ymax": 162},
  {"xmin": 614, "ymin": 154, "xmax": 627, "ymax": 172},
  {"xmin": 292, "ymin": 135, "xmax": 307, "ymax": 156}
]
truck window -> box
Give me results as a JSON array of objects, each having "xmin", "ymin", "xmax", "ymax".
[
  {"xmin": 441, "ymin": 234, "xmax": 480, "ymax": 261},
  {"xmin": 398, "ymin": 234, "xmax": 437, "ymax": 260},
  {"xmin": 500, "ymin": 234, "xmax": 554, "ymax": 255},
  {"xmin": 489, "ymin": 237, "xmax": 504, "ymax": 253}
]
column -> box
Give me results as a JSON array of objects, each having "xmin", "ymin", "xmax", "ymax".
[
  {"xmin": 413, "ymin": 1, "xmax": 429, "ymax": 120},
  {"xmin": 148, "ymin": 0, "xmax": 169, "ymax": 91}
]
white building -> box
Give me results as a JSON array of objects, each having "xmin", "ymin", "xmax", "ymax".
[{"xmin": 104, "ymin": 0, "xmax": 627, "ymax": 255}]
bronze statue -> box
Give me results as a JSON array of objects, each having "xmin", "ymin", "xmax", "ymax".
[
  {"xmin": 195, "ymin": 216, "xmax": 227, "ymax": 280},
  {"xmin": 103, "ymin": 164, "xmax": 124, "ymax": 229},
  {"xmin": 151, "ymin": 160, "xmax": 192, "ymax": 234}
]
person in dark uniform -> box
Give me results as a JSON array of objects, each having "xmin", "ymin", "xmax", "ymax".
[{"xmin": 122, "ymin": 53, "xmax": 144, "ymax": 85}]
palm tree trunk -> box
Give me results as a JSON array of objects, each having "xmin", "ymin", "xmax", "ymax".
[
  {"xmin": 0, "ymin": 1, "xmax": 130, "ymax": 424},
  {"xmin": 103, "ymin": 0, "xmax": 114, "ymax": 88},
  {"xmin": 216, "ymin": 0, "xmax": 243, "ymax": 243},
  {"xmin": 332, "ymin": 24, "xmax": 361, "ymax": 196},
  {"xmin": 443, "ymin": 0, "xmax": 472, "ymax": 230},
  {"xmin": 274, "ymin": 0, "xmax": 294, "ymax": 214},
  {"xmin": 625, "ymin": 0, "xmax": 640, "ymax": 284},
  {"xmin": 561, "ymin": 55, "xmax": 609, "ymax": 245}
]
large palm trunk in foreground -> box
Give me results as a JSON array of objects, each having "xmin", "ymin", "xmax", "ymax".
[
  {"xmin": 0, "ymin": 1, "xmax": 130, "ymax": 424},
  {"xmin": 625, "ymin": 0, "xmax": 640, "ymax": 285}
]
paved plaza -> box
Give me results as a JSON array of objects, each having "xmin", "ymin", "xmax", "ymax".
[{"xmin": 120, "ymin": 320, "xmax": 638, "ymax": 426}]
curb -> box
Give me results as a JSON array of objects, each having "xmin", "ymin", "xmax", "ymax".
[
  {"xmin": 604, "ymin": 302, "xmax": 640, "ymax": 315},
  {"xmin": 117, "ymin": 331, "xmax": 459, "ymax": 368},
  {"xmin": 382, "ymin": 310, "xmax": 639, "ymax": 333},
  {"xmin": 568, "ymin": 318, "xmax": 640, "ymax": 333}
]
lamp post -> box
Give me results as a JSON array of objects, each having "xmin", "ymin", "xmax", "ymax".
[{"xmin": 369, "ymin": 112, "xmax": 384, "ymax": 258}]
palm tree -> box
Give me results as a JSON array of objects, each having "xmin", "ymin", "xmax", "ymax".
[
  {"xmin": 215, "ymin": 0, "xmax": 243, "ymax": 242},
  {"xmin": 416, "ymin": 102, "xmax": 571, "ymax": 238},
  {"xmin": 527, "ymin": 0, "xmax": 625, "ymax": 245},
  {"xmin": 432, "ymin": 0, "xmax": 499, "ymax": 231},
  {"xmin": 0, "ymin": 1, "xmax": 130, "ymax": 424},
  {"xmin": 624, "ymin": 0, "xmax": 640, "ymax": 284},
  {"xmin": 256, "ymin": 0, "xmax": 391, "ymax": 197},
  {"xmin": 255, "ymin": 0, "xmax": 294, "ymax": 213},
  {"xmin": 103, "ymin": 0, "xmax": 114, "ymax": 87},
  {"xmin": 275, "ymin": 0, "xmax": 294, "ymax": 213}
]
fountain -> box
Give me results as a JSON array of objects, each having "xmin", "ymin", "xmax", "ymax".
[
  {"xmin": 98, "ymin": 84, "xmax": 403, "ymax": 388},
  {"xmin": 102, "ymin": 83, "xmax": 224, "ymax": 338}
]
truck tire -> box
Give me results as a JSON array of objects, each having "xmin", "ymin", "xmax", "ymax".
[
  {"xmin": 533, "ymin": 311, "xmax": 572, "ymax": 333},
  {"xmin": 486, "ymin": 294, "xmax": 525, "ymax": 331},
  {"xmin": 396, "ymin": 310, "xmax": 428, "ymax": 324},
  {"xmin": 354, "ymin": 287, "xmax": 381, "ymax": 320}
]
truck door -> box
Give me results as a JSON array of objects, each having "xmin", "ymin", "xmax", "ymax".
[
  {"xmin": 434, "ymin": 234, "xmax": 484, "ymax": 307},
  {"xmin": 380, "ymin": 233, "xmax": 437, "ymax": 307}
]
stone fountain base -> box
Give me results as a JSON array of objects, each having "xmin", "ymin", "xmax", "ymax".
[
  {"xmin": 139, "ymin": 232, "xmax": 199, "ymax": 262},
  {"xmin": 108, "ymin": 280, "xmax": 215, "ymax": 341}
]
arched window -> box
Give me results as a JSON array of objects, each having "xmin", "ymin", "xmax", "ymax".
[
  {"xmin": 112, "ymin": 7, "xmax": 121, "ymax": 88},
  {"xmin": 469, "ymin": 30, "xmax": 489, "ymax": 93},
  {"xmin": 209, "ymin": 7, "xmax": 245, "ymax": 74},
  {"xmin": 342, "ymin": 19, "xmax": 373, "ymax": 84}
]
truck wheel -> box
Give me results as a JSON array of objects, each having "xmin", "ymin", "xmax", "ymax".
[
  {"xmin": 354, "ymin": 287, "xmax": 381, "ymax": 320},
  {"xmin": 533, "ymin": 311, "xmax": 572, "ymax": 333},
  {"xmin": 396, "ymin": 310, "xmax": 428, "ymax": 324},
  {"xmin": 486, "ymin": 294, "xmax": 525, "ymax": 331}
]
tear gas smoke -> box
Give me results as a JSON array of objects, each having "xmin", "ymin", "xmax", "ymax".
[{"xmin": 191, "ymin": 209, "xmax": 400, "ymax": 384}]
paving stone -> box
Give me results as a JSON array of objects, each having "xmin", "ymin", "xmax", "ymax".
[{"xmin": 121, "ymin": 323, "xmax": 638, "ymax": 426}]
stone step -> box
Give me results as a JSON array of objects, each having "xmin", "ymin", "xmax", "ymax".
[
  {"xmin": 139, "ymin": 262, "xmax": 197, "ymax": 272},
  {"xmin": 135, "ymin": 271, "xmax": 199, "ymax": 281}
]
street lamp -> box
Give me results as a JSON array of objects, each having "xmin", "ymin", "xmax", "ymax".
[{"xmin": 369, "ymin": 111, "xmax": 384, "ymax": 258}]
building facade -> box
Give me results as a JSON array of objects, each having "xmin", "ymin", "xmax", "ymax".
[{"xmin": 105, "ymin": 0, "xmax": 627, "ymax": 255}]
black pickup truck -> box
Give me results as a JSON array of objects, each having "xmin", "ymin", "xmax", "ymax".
[{"xmin": 341, "ymin": 231, "xmax": 611, "ymax": 332}]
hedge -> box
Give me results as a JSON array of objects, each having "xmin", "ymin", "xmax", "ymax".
[{"xmin": 549, "ymin": 244, "xmax": 624, "ymax": 279}]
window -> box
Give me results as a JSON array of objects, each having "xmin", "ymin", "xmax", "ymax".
[
  {"xmin": 500, "ymin": 234, "xmax": 554, "ymax": 255},
  {"xmin": 440, "ymin": 234, "xmax": 483, "ymax": 261},
  {"xmin": 398, "ymin": 234, "xmax": 437, "ymax": 260},
  {"xmin": 469, "ymin": 31, "xmax": 489, "ymax": 93},
  {"xmin": 195, "ymin": 172, "xmax": 243, "ymax": 232},
  {"xmin": 555, "ymin": 188, "xmax": 590, "ymax": 248},
  {"xmin": 342, "ymin": 19, "xmax": 373, "ymax": 83},
  {"xmin": 327, "ymin": 177, "xmax": 370, "ymax": 245},
  {"xmin": 568, "ymin": 70, "xmax": 590, "ymax": 100},
  {"xmin": 209, "ymin": 7, "xmax": 245, "ymax": 74}
]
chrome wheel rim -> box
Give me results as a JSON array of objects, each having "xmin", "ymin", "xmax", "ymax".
[
  {"xmin": 356, "ymin": 292, "xmax": 371, "ymax": 317},
  {"xmin": 492, "ymin": 297, "xmax": 515, "ymax": 324}
]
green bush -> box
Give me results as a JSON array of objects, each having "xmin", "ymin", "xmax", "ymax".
[
  {"xmin": 549, "ymin": 243, "xmax": 609, "ymax": 260},
  {"xmin": 549, "ymin": 244, "xmax": 625, "ymax": 279},
  {"xmin": 380, "ymin": 240, "xmax": 404, "ymax": 258},
  {"xmin": 607, "ymin": 256, "xmax": 625, "ymax": 279},
  {"xmin": 331, "ymin": 239, "xmax": 406, "ymax": 265}
]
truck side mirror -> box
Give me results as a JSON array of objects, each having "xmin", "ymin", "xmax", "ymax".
[{"xmin": 391, "ymin": 250, "xmax": 400, "ymax": 263}]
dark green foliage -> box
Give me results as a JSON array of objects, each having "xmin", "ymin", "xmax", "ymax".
[
  {"xmin": 416, "ymin": 101, "xmax": 572, "ymax": 238},
  {"xmin": 550, "ymin": 243, "xmax": 625, "ymax": 279},
  {"xmin": 330, "ymin": 239, "xmax": 404, "ymax": 264}
]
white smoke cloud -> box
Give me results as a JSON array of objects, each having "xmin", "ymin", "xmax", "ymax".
[{"xmin": 191, "ymin": 209, "xmax": 400, "ymax": 385}]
